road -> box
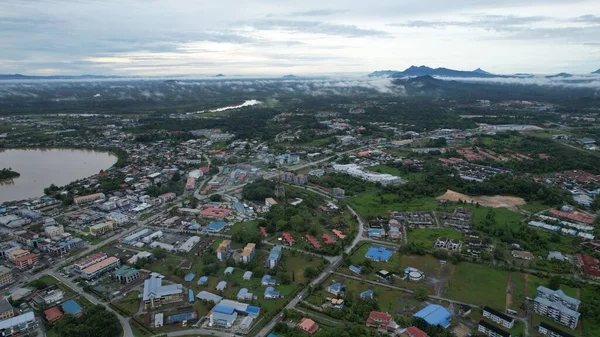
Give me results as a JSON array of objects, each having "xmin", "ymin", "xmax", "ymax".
[{"xmin": 51, "ymin": 272, "xmax": 134, "ymax": 337}]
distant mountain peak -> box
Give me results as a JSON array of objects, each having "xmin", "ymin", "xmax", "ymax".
[
  {"xmin": 592, "ymin": 69, "xmax": 600, "ymax": 74},
  {"xmin": 215, "ymin": 73, "xmax": 225, "ymax": 77},
  {"xmin": 546, "ymin": 72, "xmax": 573, "ymax": 78},
  {"xmin": 282, "ymin": 74, "xmax": 299, "ymax": 79},
  {"xmin": 473, "ymin": 68, "xmax": 492, "ymax": 75}
]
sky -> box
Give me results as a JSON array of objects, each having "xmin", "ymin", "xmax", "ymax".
[{"xmin": 1, "ymin": 0, "xmax": 599, "ymax": 76}]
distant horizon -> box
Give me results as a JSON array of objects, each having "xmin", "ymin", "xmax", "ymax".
[{"xmin": 2, "ymin": 0, "xmax": 599, "ymax": 76}]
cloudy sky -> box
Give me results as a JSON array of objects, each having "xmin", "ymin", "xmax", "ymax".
[{"xmin": 1, "ymin": 0, "xmax": 599, "ymax": 76}]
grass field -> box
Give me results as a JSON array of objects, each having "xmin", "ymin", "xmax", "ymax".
[
  {"xmin": 408, "ymin": 228, "xmax": 463, "ymax": 247},
  {"xmin": 113, "ymin": 291, "xmax": 140, "ymax": 315},
  {"xmin": 518, "ymin": 200, "xmax": 550, "ymax": 214},
  {"xmin": 399, "ymin": 254, "xmax": 450, "ymax": 277},
  {"xmin": 348, "ymin": 194, "xmax": 439, "ymax": 217},
  {"xmin": 445, "ymin": 262, "xmax": 508, "ymax": 308}
]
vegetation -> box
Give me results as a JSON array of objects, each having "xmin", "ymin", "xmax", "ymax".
[
  {"xmin": 51, "ymin": 305, "xmax": 122, "ymax": 337},
  {"xmin": 0, "ymin": 168, "xmax": 20, "ymax": 180}
]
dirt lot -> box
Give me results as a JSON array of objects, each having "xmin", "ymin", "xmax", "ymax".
[{"xmin": 436, "ymin": 190, "xmax": 526, "ymax": 209}]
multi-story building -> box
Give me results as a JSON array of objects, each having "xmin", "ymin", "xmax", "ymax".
[
  {"xmin": 216, "ymin": 240, "xmax": 231, "ymax": 261},
  {"xmin": 0, "ymin": 266, "xmax": 13, "ymax": 288},
  {"xmin": 483, "ymin": 306, "xmax": 515, "ymax": 329},
  {"xmin": 478, "ymin": 320, "xmax": 511, "ymax": 337},
  {"xmin": 74, "ymin": 252, "xmax": 107, "ymax": 272},
  {"xmin": 80, "ymin": 256, "xmax": 121, "ymax": 280},
  {"xmin": 44, "ymin": 225, "xmax": 64, "ymax": 237},
  {"xmin": 13, "ymin": 253, "xmax": 39, "ymax": 270},
  {"xmin": 267, "ymin": 246, "xmax": 282, "ymax": 269},
  {"xmin": 0, "ymin": 299, "xmax": 14, "ymax": 321},
  {"xmin": 74, "ymin": 192, "xmax": 105, "ymax": 205},
  {"xmin": 0, "ymin": 312, "xmax": 38, "ymax": 336},
  {"xmin": 33, "ymin": 286, "xmax": 64, "ymax": 305},
  {"xmin": 241, "ymin": 243, "xmax": 256, "ymax": 263},
  {"xmin": 89, "ymin": 221, "xmax": 116, "ymax": 236},
  {"xmin": 115, "ymin": 266, "xmax": 141, "ymax": 284},
  {"xmin": 142, "ymin": 276, "xmax": 183, "ymax": 309},
  {"xmin": 5, "ymin": 249, "xmax": 29, "ymax": 263},
  {"xmin": 534, "ymin": 287, "xmax": 580, "ymax": 330},
  {"xmin": 538, "ymin": 322, "xmax": 576, "ymax": 337}
]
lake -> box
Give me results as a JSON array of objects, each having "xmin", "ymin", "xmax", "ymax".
[{"xmin": 0, "ymin": 148, "xmax": 117, "ymax": 203}]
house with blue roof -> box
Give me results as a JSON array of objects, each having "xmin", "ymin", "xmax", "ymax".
[
  {"xmin": 264, "ymin": 287, "xmax": 281, "ymax": 299},
  {"xmin": 188, "ymin": 289, "xmax": 195, "ymax": 303},
  {"xmin": 209, "ymin": 304, "xmax": 238, "ymax": 328},
  {"xmin": 224, "ymin": 267, "xmax": 234, "ymax": 275},
  {"xmin": 237, "ymin": 288, "xmax": 255, "ymax": 301},
  {"xmin": 365, "ymin": 246, "xmax": 393, "ymax": 262},
  {"xmin": 261, "ymin": 275, "xmax": 276, "ymax": 286},
  {"xmin": 198, "ymin": 276, "xmax": 208, "ymax": 285},
  {"xmin": 184, "ymin": 273, "xmax": 195, "ymax": 282},
  {"xmin": 267, "ymin": 246, "xmax": 282, "ymax": 269},
  {"xmin": 349, "ymin": 265, "xmax": 362, "ymax": 275},
  {"xmin": 205, "ymin": 221, "xmax": 227, "ymax": 233},
  {"xmin": 61, "ymin": 300, "xmax": 83, "ymax": 317},
  {"xmin": 276, "ymin": 153, "xmax": 300, "ymax": 165},
  {"xmin": 243, "ymin": 271, "xmax": 252, "ymax": 280},
  {"xmin": 413, "ymin": 304, "xmax": 451, "ymax": 328},
  {"xmin": 359, "ymin": 289, "xmax": 374, "ymax": 300},
  {"xmin": 216, "ymin": 281, "xmax": 227, "ymax": 292},
  {"xmin": 267, "ymin": 334, "xmax": 279, "ymax": 337},
  {"xmin": 326, "ymin": 282, "xmax": 345, "ymax": 296}
]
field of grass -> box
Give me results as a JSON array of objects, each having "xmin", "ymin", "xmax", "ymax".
[
  {"xmin": 519, "ymin": 200, "xmax": 551, "ymax": 214},
  {"xmin": 113, "ymin": 291, "xmax": 140, "ymax": 315},
  {"xmin": 445, "ymin": 262, "xmax": 508, "ymax": 308},
  {"xmin": 407, "ymin": 228, "xmax": 463, "ymax": 247},
  {"xmin": 399, "ymin": 254, "xmax": 450, "ymax": 277},
  {"xmin": 348, "ymin": 194, "xmax": 439, "ymax": 217}
]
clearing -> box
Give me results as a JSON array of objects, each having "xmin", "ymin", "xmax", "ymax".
[{"xmin": 437, "ymin": 190, "xmax": 526, "ymax": 209}]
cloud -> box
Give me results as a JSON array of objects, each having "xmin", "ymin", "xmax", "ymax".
[
  {"xmin": 436, "ymin": 75, "xmax": 600, "ymax": 89},
  {"xmin": 242, "ymin": 19, "xmax": 390, "ymax": 37},
  {"xmin": 285, "ymin": 9, "xmax": 350, "ymax": 17}
]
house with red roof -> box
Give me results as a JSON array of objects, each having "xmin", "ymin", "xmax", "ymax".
[
  {"xmin": 322, "ymin": 234, "xmax": 335, "ymax": 245},
  {"xmin": 297, "ymin": 318, "xmax": 319, "ymax": 335},
  {"xmin": 366, "ymin": 311, "xmax": 399, "ymax": 331},
  {"xmin": 260, "ymin": 227, "xmax": 268, "ymax": 237},
  {"xmin": 577, "ymin": 254, "xmax": 600, "ymax": 279},
  {"xmin": 401, "ymin": 326, "xmax": 429, "ymax": 337},
  {"xmin": 332, "ymin": 229, "xmax": 345, "ymax": 240},
  {"xmin": 305, "ymin": 235, "xmax": 321, "ymax": 249},
  {"xmin": 44, "ymin": 306, "xmax": 63, "ymax": 322},
  {"xmin": 282, "ymin": 233, "xmax": 295, "ymax": 245}
]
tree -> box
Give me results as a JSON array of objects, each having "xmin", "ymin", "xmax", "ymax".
[
  {"xmin": 548, "ymin": 275, "xmax": 562, "ymax": 290},
  {"xmin": 151, "ymin": 248, "xmax": 167, "ymax": 260},
  {"xmin": 304, "ymin": 267, "xmax": 318, "ymax": 279},
  {"xmin": 210, "ymin": 194, "xmax": 222, "ymax": 202},
  {"xmin": 413, "ymin": 286, "xmax": 429, "ymax": 301}
]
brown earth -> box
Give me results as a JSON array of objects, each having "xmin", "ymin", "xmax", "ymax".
[{"xmin": 436, "ymin": 190, "xmax": 526, "ymax": 208}]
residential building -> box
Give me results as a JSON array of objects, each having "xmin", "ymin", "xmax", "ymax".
[
  {"xmin": 80, "ymin": 256, "xmax": 121, "ymax": 280},
  {"xmin": 264, "ymin": 286, "xmax": 281, "ymax": 299},
  {"xmin": 365, "ymin": 246, "xmax": 393, "ymax": 262},
  {"xmin": 43, "ymin": 307, "xmax": 63, "ymax": 323},
  {"xmin": 115, "ymin": 266, "xmax": 141, "ymax": 284},
  {"xmin": 366, "ymin": 311, "xmax": 399, "ymax": 331},
  {"xmin": 33, "ymin": 286, "xmax": 64, "ymax": 305},
  {"xmin": 5, "ymin": 249, "xmax": 29, "ymax": 263},
  {"xmin": 534, "ymin": 287, "xmax": 580, "ymax": 330},
  {"xmin": 261, "ymin": 275, "xmax": 276, "ymax": 286},
  {"xmin": 209, "ymin": 304, "xmax": 238, "ymax": 328},
  {"xmin": 74, "ymin": 252, "xmax": 107, "ymax": 271},
  {"xmin": 478, "ymin": 320, "xmax": 511, "ymax": 337},
  {"xmin": 74, "ymin": 193, "xmax": 105, "ymax": 205},
  {"xmin": 512, "ymin": 250, "xmax": 534, "ymax": 260},
  {"xmin": 538, "ymin": 322, "xmax": 576, "ymax": 337},
  {"xmin": 332, "ymin": 164, "xmax": 401, "ymax": 185},
  {"xmin": 241, "ymin": 243, "xmax": 256, "ymax": 263},
  {"xmin": 325, "ymin": 283, "xmax": 345, "ymax": 296},
  {"xmin": 61, "ymin": 300, "xmax": 83, "ymax": 317},
  {"xmin": 142, "ymin": 275, "xmax": 184, "ymax": 309},
  {"xmin": 237, "ymin": 288, "xmax": 255, "ymax": 301},
  {"xmin": 483, "ymin": 306, "xmax": 515, "ymax": 329},
  {"xmin": 0, "ymin": 266, "xmax": 13, "ymax": 288},
  {"xmin": 89, "ymin": 220, "xmax": 116, "ymax": 236},
  {"xmin": 297, "ymin": 318, "xmax": 318, "ymax": 335},
  {"xmin": 13, "ymin": 253, "xmax": 39, "ymax": 270},
  {"xmin": 267, "ymin": 246, "xmax": 282, "ymax": 269},
  {"xmin": 0, "ymin": 312, "xmax": 38, "ymax": 336},
  {"xmin": 216, "ymin": 240, "xmax": 231, "ymax": 261},
  {"xmin": 401, "ymin": 326, "xmax": 429, "ymax": 337},
  {"xmin": 0, "ymin": 299, "xmax": 14, "ymax": 321},
  {"xmin": 44, "ymin": 225, "xmax": 64, "ymax": 238}
]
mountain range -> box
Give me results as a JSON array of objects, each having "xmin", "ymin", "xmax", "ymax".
[{"xmin": 369, "ymin": 66, "xmax": 600, "ymax": 78}]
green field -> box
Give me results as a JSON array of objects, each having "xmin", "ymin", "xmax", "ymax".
[
  {"xmin": 408, "ymin": 228, "xmax": 463, "ymax": 247},
  {"xmin": 445, "ymin": 262, "xmax": 508, "ymax": 308},
  {"xmin": 113, "ymin": 291, "xmax": 140, "ymax": 315},
  {"xmin": 518, "ymin": 200, "xmax": 550, "ymax": 214},
  {"xmin": 348, "ymin": 194, "xmax": 439, "ymax": 217}
]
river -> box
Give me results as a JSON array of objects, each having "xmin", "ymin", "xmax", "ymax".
[{"xmin": 0, "ymin": 148, "xmax": 117, "ymax": 203}]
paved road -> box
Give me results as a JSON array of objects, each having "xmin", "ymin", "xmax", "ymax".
[
  {"xmin": 166, "ymin": 328, "xmax": 233, "ymax": 337},
  {"xmin": 51, "ymin": 272, "xmax": 135, "ymax": 337}
]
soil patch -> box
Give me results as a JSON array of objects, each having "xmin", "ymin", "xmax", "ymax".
[{"xmin": 437, "ymin": 190, "xmax": 526, "ymax": 208}]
